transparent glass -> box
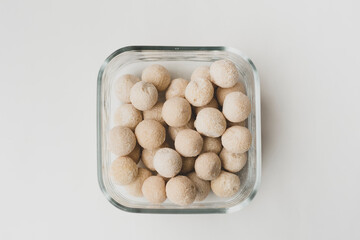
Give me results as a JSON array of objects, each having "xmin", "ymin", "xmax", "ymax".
[{"xmin": 97, "ymin": 46, "xmax": 261, "ymax": 214}]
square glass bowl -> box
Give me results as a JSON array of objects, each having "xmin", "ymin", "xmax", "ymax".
[{"xmin": 97, "ymin": 46, "xmax": 261, "ymax": 214}]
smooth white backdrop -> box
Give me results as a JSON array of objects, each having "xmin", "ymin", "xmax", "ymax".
[{"xmin": 1, "ymin": 0, "xmax": 359, "ymax": 239}]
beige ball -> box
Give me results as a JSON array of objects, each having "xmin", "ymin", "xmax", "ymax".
[
  {"xmin": 142, "ymin": 176, "xmax": 167, "ymax": 204},
  {"xmin": 194, "ymin": 108, "xmax": 226, "ymax": 137},
  {"xmin": 210, "ymin": 59, "xmax": 239, "ymax": 88},
  {"xmin": 168, "ymin": 118, "xmax": 194, "ymax": 141},
  {"xmin": 191, "ymin": 66, "xmax": 211, "ymax": 81},
  {"xmin": 142, "ymin": 64, "xmax": 171, "ymax": 91},
  {"xmin": 185, "ymin": 77, "xmax": 214, "ymax": 107},
  {"xmin": 143, "ymin": 102, "xmax": 165, "ymax": 125},
  {"xmin": 125, "ymin": 168, "xmax": 152, "ymax": 197},
  {"xmin": 223, "ymin": 92, "xmax": 251, "ymax": 122},
  {"xmin": 180, "ymin": 157, "xmax": 196, "ymax": 174},
  {"xmin": 194, "ymin": 98, "xmax": 219, "ymax": 115},
  {"xmin": 113, "ymin": 104, "xmax": 142, "ymax": 130},
  {"xmin": 153, "ymin": 148, "xmax": 182, "ymax": 178},
  {"xmin": 221, "ymin": 126, "xmax": 252, "ymax": 153},
  {"xmin": 110, "ymin": 156, "xmax": 138, "ymax": 185},
  {"xmin": 175, "ymin": 129, "xmax": 203, "ymax": 157},
  {"xmin": 127, "ymin": 144, "xmax": 141, "ymax": 164},
  {"xmin": 194, "ymin": 152, "xmax": 221, "ymax": 180},
  {"xmin": 216, "ymin": 82, "xmax": 246, "ymax": 106},
  {"xmin": 187, "ymin": 172, "xmax": 210, "ymax": 201},
  {"xmin": 202, "ymin": 137, "xmax": 222, "ymax": 154},
  {"xmin": 141, "ymin": 142, "xmax": 169, "ymax": 171},
  {"xmin": 220, "ymin": 148, "xmax": 247, "ymax": 173},
  {"xmin": 162, "ymin": 97, "xmax": 192, "ymax": 127},
  {"xmin": 130, "ymin": 81, "xmax": 158, "ymax": 111},
  {"xmin": 135, "ymin": 120, "xmax": 165, "ymax": 150},
  {"xmin": 166, "ymin": 176, "xmax": 196, "ymax": 206},
  {"xmin": 165, "ymin": 78, "xmax": 189, "ymax": 99},
  {"xmin": 108, "ymin": 126, "xmax": 136, "ymax": 156},
  {"xmin": 114, "ymin": 74, "xmax": 140, "ymax": 103},
  {"xmin": 211, "ymin": 171, "xmax": 241, "ymax": 198}
]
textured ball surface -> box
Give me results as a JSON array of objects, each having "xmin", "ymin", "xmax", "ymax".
[
  {"xmin": 166, "ymin": 176, "xmax": 196, "ymax": 206},
  {"xmin": 142, "ymin": 64, "xmax": 171, "ymax": 91},
  {"xmin": 153, "ymin": 148, "xmax": 182, "ymax": 178},
  {"xmin": 130, "ymin": 81, "xmax": 158, "ymax": 111},
  {"xmin": 194, "ymin": 152, "xmax": 221, "ymax": 180},
  {"xmin": 110, "ymin": 156, "xmax": 138, "ymax": 185},
  {"xmin": 210, "ymin": 59, "xmax": 240, "ymax": 88},
  {"xmin": 194, "ymin": 108, "xmax": 226, "ymax": 137},
  {"xmin": 165, "ymin": 78, "xmax": 189, "ymax": 99},
  {"xmin": 180, "ymin": 157, "xmax": 196, "ymax": 174},
  {"xmin": 220, "ymin": 148, "xmax": 247, "ymax": 173},
  {"xmin": 202, "ymin": 137, "xmax": 222, "ymax": 154},
  {"xmin": 175, "ymin": 129, "xmax": 203, "ymax": 157},
  {"xmin": 108, "ymin": 126, "xmax": 136, "ymax": 156},
  {"xmin": 142, "ymin": 176, "xmax": 167, "ymax": 204},
  {"xmin": 221, "ymin": 126, "xmax": 252, "ymax": 153},
  {"xmin": 162, "ymin": 97, "xmax": 192, "ymax": 127},
  {"xmin": 127, "ymin": 144, "xmax": 141, "ymax": 164},
  {"xmin": 185, "ymin": 77, "xmax": 214, "ymax": 107},
  {"xmin": 223, "ymin": 92, "xmax": 251, "ymax": 122},
  {"xmin": 194, "ymin": 98, "xmax": 219, "ymax": 115},
  {"xmin": 135, "ymin": 120, "xmax": 166, "ymax": 150},
  {"xmin": 211, "ymin": 171, "xmax": 241, "ymax": 198},
  {"xmin": 113, "ymin": 104, "xmax": 142, "ymax": 130},
  {"xmin": 143, "ymin": 102, "xmax": 165, "ymax": 125},
  {"xmin": 168, "ymin": 118, "xmax": 194, "ymax": 141}
]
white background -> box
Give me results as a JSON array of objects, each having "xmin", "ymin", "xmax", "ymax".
[{"xmin": 1, "ymin": 0, "xmax": 360, "ymax": 239}]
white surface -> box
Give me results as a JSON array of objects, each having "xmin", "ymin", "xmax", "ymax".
[{"xmin": 1, "ymin": 0, "xmax": 359, "ymax": 239}]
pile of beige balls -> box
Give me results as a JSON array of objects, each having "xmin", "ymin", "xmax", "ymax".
[{"xmin": 109, "ymin": 59, "xmax": 251, "ymax": 206}]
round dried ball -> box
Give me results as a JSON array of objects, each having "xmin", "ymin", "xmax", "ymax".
[
  {"xmin": 195, "ymin": 152, "xmax": 221, "ymax": 180},
  {"xmin": 202, "ymin": 137, "xmax": 222, "ymax": 154},
  {"xmin": 187, "ymin": 172, "xmax": 211, "ymax": 201},
  {"xmin": 223, "ymin": 92, "xmax": 251, "ymax": 122},
  {"xmin": 216, "ymin": 82, "xmax": 246, "ymax": 106},
  {"xmin": 110, "ymin": 156, "xmax": 138, "ymax": 185},
  {"xmin": 141, "ymin": 142, "xmax": 170, "ymax": 171},
  {"xmin": 162, "ymin": 97, "xmax": 192, "ymax": 127},
  {"xmin": 125, "ymin": 168, "xmax": 152, "ymax": 197},
  {"xmin": 142, "ymin": 176, "xmax": 167, "ymax": 204},
  {"xmin": 194, "ymin": 98, "xmax": 219, "ymax": 115},
  {"xmin": 168, "ymin": 118, "xmax": 194, "ymax": 141},
  {"xmin": 194, "ymin": 108, "xmax": 226, "ymax": 137},
  {"xmin": 143, "ymin": 102, "xmax": 165, "ymax": 125},
  {"xmin": 221, "ymin": 126, "xmax": 252, "ymax": 153},
  {"xmin": 135, "ymin": 120, "xmax": 165, "ymax": 150},
  {"xmin": 113, "ymin": 104, "xmax": 142, "ymax": 130},
  {"xmin": 191, "ymin": 66, "xmax": 211, "ymax": 82},
  {"xmin": 211, "ymin": 171, "xmax": 241, "ymax": 198},
  {"xmin": 220, "ymin": 148, "xmax": 247, "ymax": 173},
  {"xmin": 165, "ymin": 78, "xmax": 189, "ymax": 99},
  {"xmin": 180, "ymin": 157, "xmax": 196, "ymax": 174},
  {"xmin": 130, "ymin": 81, "xmax": 158, "ymax": 111},
  {"xmin": 114, "ymin": 74, "xmax": 140, "ymax": 103},
  {"xmin": 108, "ymin": 126, "xmax": 136, "ymax": 156},
  {"xmin": 153, "ymin": 148, "xmax": 182, "ymax": 178},
  {"xmin": 185, "ymin": 77, "xmax": 214, "ymax": 107},
  {"xmin": 127, "ymin": 144, "xmax": 141, "ymax": 164},
  {"xmin": 210, "ymin": 59, "xmax": 240, "ymax": 88},
  {"xmin": 166, "ymin": 176, "xmax": 196, "ymax": 206},
  {"xmin": 142, "ymin": 64, "xmax": 171, "ymax": 91},
  {"xmin": 175, "ymin": 129, "xmax": 203, "ymax": 157}
]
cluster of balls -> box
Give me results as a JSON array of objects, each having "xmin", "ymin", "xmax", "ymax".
[{"xmin": 109, "ymin": 60, "xmax": 251, "ymax": 206}]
